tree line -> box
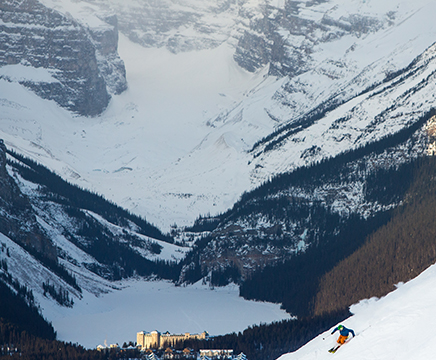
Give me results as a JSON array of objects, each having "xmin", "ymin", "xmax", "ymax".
[
  {"xmin": 0, "ymin": 280, "xmax": 55, "ymax": 341},
  {"xmin": 5, "ymin": 149, "xmax": 182, "ymax": 283},
  {"xmin": 0, "ymin": 320, "xmax": 109, "ymax": 360},
  {"xmin": 313, "ymin": 156, "xmax": 436, "ymax": 315},
  {"xmin": 186, "ymin": 108, "xmax": 435, "ymax": 239},
  {"xmin": 63, "ymin": 206, "xmax": 181, "ymax": 281},
  {"xmin": 241, "ymin": 108, "xmax": 434, "ymax": 205},
  {"xmin": 43, "ymin": 281, "xmax": 74, "ymax": 308},
  {"xmin": 6, "ymin": 148, "xmax": 172, "ymax": 243}
]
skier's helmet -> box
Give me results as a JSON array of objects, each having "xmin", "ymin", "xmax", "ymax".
[{"xmin": 338, "ymin": 325, "xmax": 344, "ymax": 331}]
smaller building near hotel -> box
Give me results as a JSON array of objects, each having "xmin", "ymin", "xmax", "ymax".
[{"xmin": 200, "ymin": 349, "xmax": 233, "ymax": 359}]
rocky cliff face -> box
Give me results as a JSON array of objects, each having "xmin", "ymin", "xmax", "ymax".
[
  {"xmin": 93, "ymin": 0, "xmax": 239, "ymax": 53},
  {"xmin": 88, "ymin": 13, "xmax": 127, "ymax": 96},
  {"xmin": 0, "ymin": 140, "xmax": 57, "ymax": 260},
  {"xmin": 234, "ymin": 0, "xmax": 386, "ymax": 77},
  {"xmin": 0, "ymin": 0, "xmax": 126, "ymax": 116}
]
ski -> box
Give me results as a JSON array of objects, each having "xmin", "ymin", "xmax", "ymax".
[
  {"xmin": 328, "ymin": 345, "xmax": 341, "ymax": 353},
  {"xmin": 328, "ymin": 337, "xmax": 353, "ymax": 353}
]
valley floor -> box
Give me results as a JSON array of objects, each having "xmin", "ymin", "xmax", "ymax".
[{"xmin": 38, "ymin": 278, "xmax": 290, "ymax": 349}]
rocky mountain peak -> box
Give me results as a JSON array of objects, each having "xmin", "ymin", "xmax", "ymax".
[
  {"xmin": 0, "ymin": 0, "xmax": 126, "ymax": 116},
  {"xmin": 234, "ymin": 0, "xmax": 387, "ymax": 77}
]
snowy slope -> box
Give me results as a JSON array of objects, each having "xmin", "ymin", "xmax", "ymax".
[
  {"xmin": 2, "ymin": 0, "xmax": 436, "ymax": 231},
  {"xmin": 252, "ymin": 40, "xmax": 436, "ymax": 177},
  {"xmin": 277, "ymin": 261, "xmax": 436, "ymax": 360},
  {"xmin": 0, "ymin": 232, "xmax": 84, "ymax": 301}
]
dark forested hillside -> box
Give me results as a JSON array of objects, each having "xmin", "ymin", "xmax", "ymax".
[
  {"xmin": 239, "ymin": 212, "xmax": 391, "ymax": 316},
  {"xmin": 313, "ymin": 156, "xmax": 436, "ymax": 315},
  {"xmin": 239, "ymin": 156, "xmax": 436, "ymax": 318},
  {"xmin": 6, "ymin": 148, "xmax": 172, "ymax": 243},
  {"xmin": 180, "ymin": 111, "xmax": 434, "ymax": 304},
  {"xmin": 3, "ymin": 147, "xmax": 181, "ymax": 282},
  {"xmin": 0, "ymin": 281, "xmax": 55, "ymax": 341}
]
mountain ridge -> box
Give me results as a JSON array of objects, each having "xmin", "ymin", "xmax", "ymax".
[
  {"xmin": 3, "ymin": 0, "xmax": 436, "ymax": 231},
  {"xmin": 0, "ymin": 0, "xmax": 126, "ymax": 116},
  {"xmin": 2, "ymin": 0, "xmax": 436, "ymax": 354}
]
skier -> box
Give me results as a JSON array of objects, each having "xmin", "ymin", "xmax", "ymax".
[{"xmin": 331, "ymin": 324, "xmax": 355, "ymax": 345}]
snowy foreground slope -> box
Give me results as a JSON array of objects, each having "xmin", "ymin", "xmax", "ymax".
[{"xmin": 278, "ymin": 262, "xmax": 436, "ymax": 360}]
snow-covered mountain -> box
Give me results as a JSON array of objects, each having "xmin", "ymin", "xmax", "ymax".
[
  {"xmin": 1, "ymin": 0, "xmax": 436, "ymax": 232},
  {"xmin": 2, "ymin": 0, "xmax": 436, "ymax": 353},
  {"xmin": 0, "ymin": 141, "xmax": 291, "ymax": 347}
]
